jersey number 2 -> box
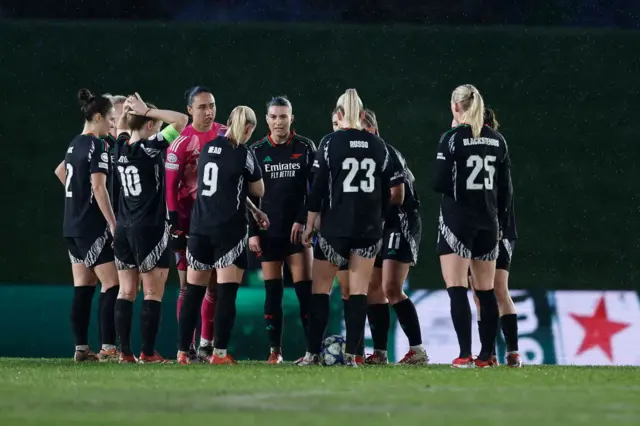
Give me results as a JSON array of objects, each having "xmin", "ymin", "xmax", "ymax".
[
  {"xmin": 65, "ymin": 164, "xmax": 73, "ymax": 198},
  {"xmin": 466, "ymin": 155, "xmax": 496, "ymax": 190},
  {"xmin": 342, "ymin": 158, "xmax": 375, "ymax": 193},
  {"xmin": 202, "ymin": 162, "xmax": 218, "ymax": 196},
  {"xmin": 117, "ymin": 165, "xmax": 142, "ymax": 197}
]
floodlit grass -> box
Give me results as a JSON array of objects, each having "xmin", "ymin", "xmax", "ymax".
[{"xmin": 0, "ymin": 359, "xmax": 638, "ymax": 426}]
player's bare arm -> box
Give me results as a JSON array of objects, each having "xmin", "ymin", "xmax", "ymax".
[
  {"xmin": 55, "ymin": 160, "xmax": 65, "ymax": 185},
  {"xmin": 127, "ymin": 94, "xmax": 188, "ymax": 133},
  {"xmin": 91, "ymin": 173, "xmax": 116, "ymax": 235}
]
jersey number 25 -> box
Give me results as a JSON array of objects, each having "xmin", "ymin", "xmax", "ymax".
[{"xmin": 466, "ymin": 155, "xmax": 496, "ymax": 190}]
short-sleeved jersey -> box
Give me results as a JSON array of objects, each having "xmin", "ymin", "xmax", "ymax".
[
  {"xmin": 249, "ymin": 132, "xmax": 316, "ymax": 238},
  {"xmin": 114, "ymin": 126, "xmax": 180, "ymax": 228},
  {"xmin": 307, "ymin": 129, "xmax": 396, "ymax": 239},
  {"xmin": 385, "ymin": 143, "xmax": 420, "ymax": 227},
  {"xmin": 165, "ymin": 123, "xmax": 227, "ymax": 223},
  {"xmin": 432, "ymin": 124, "xmax": 512, "ymax": 231},
  {"xmin": 62, "ymin": 134, "xmax": 110, "ymax": 238},
  {"xmin": 190, "ymin": 136, "xmax": 263, "ymax": 236}
]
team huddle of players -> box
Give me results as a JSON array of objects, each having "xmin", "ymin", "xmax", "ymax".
[{"xmin": 57, "ymin": 84, "xmax": 523, "ymax": 368}]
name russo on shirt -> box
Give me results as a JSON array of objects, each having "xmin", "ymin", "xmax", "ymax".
[{"xmin": 463, "ymin": 137, "xmax": 500, "ymax": 147}]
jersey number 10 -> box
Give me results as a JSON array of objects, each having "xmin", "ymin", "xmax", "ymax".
[
  {"xmin": 342, "ymin": 158, "xmax": 376, "ymax": 193},
  {"xmin": 117, "ymin": 165, "xmax": 142, "ymax": 197},
  {"xmin": 466, "ymin": 155, "xmax": 496, "ymax": 190}
]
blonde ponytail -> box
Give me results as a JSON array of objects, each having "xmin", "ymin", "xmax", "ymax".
[
  {"xmin": 451, "ymin": 84, "xmax": 485, "ymax": 138},
  {"xmin": 336, "ymin": 88, "xmax": 364, "ymax": 129},
  {"xmin": 225, "ymin": 106, "xmax": 257, "ymax": 145}
]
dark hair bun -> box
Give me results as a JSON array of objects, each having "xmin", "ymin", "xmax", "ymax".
[{"xmin": 78, "ymin": 88, "xmax": 95, "ymax": 106}]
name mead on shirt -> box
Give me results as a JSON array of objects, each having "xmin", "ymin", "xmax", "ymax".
[
  {"xmin": 350, "ymin": 140, "xmax": 368, "ymax": 148},
  {"xmin": 463, "ymin": 137, "xmax": 499, "ymax": 147}
]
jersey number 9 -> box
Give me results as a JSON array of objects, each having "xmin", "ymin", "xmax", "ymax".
[
  {"xmin": 202, "ymin": 162, "xmax": 219, "ymax": 197},
  {"xmin": 466, "ymin": 155, "xmax": 496, "ymax": 190},
  {"xmin": 342, "ymin": 158, "xmax": 376, "ymax": 193},
  {"xmin": 117, "ymin": 165, "xmax": 142, "ymax": 197}
]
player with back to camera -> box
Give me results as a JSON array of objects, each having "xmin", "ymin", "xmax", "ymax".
[
  {"xmin": 469, "ymin": 108, "xmax": 523, "ymax": 368},
  {"xmin": 112, "ymin": 94, "xmax": 188, "ymax": 364},
  {"xmin": 165, "ymin": 86, "xmax": 227, "ymax": 361},
  {"xmin": 360, "ymin": 109, "xmax": 428, "ymax": 365},
  {"xmin": 433, "ymin": 85, "xmax": 513, "ymax": 368},
  {"xmin": 327, "ymin": 105, "xmax": 365, "ymax": 364},
  {"xmin": 55, "ymin": 89, "xmax": 120, "ymax": 362},
  {"xmin": 177, "ymin": 106, "xmax": 264, "ymax": 365},
  {"xmin": 297, "ymin": 89, "xmax": 403, "ymax": 367},
  {"xmin": 247, "ymin": 96, "xmax": 316, "ymax": 363}
]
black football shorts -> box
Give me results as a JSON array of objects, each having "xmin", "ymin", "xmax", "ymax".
[
  {"xmin": 496, "ymin": 239, "xmax": 515, "ymax": 271},
  {"xmin": 375, "ymin": 212, "xmax": 422, "ymax": 268},
  {"xmin": 114, "ymin": 224, "xmax": 171, "ymax": 273},
  {"xmin": 188, "ymin": 228, "xmax": 248, "ymax": 271},
  {"xmin": 437, "ymin": 213, "xmax": 498, "ymax": 260},
  {"xmin": 66, "ymin": 228, "xmax": 114, "ymax": 268},
  {"xmin": 313, "ymin": 234, "xmax": 381, "ymax": 268},
  {"xmin": 257, "ymin": 233, "xmax": 306, "ymax": 263}
]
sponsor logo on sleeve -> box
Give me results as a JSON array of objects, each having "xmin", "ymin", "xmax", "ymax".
[{"xmin": 100, "ymin": 153, "xmax": 109, "ymax": 162}]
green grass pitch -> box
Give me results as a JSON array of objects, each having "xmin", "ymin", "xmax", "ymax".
[{"xmin": 0, "ymin": 359, "xmax": 638, "ymax": 426}]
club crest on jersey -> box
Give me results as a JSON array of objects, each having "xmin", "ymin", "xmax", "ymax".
[
  {"xmin": 291, "ymin": 153, "xmax": 303, "ymax": 159},
  {"xmin": 264, "ymin": 162, "xmax": 300, "ymax": 178},
  {"xmin": 208, "ymin": 146, "xmax": 222, "ymax": 155}
]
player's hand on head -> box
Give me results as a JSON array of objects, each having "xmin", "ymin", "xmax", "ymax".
[
  {"xmin": 290, "ymin": 222, "xmax": 304, "ymax": 244},
  {"xmin": 248, "ymin": 236, "xmax": 262, "ymax": 255},
  {"xmin": 126, "ymin": 94, "xmax": 148, "ymax": 116}
]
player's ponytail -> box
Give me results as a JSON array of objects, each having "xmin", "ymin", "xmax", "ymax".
[
  {"xmin": 336, "ymin": 88, "xmax": 364, "ymax": 129},
  {"xmin": 78, "ymin": 88, "xmax": 113, "ymax": 122},
  {"xmin": 484, "ymin": 107, "xmax": 499, "ymax": 131},
  {"xmin": 451, "ymin": 84, "xmax": 485, "ymax": 138},
  {"xmin": 225, "ymin": 106, "xmax": 257, "ymax": 146},
  {"xmin": 362, "ymin": 108, "xmax": 380, "ymax": 136}
]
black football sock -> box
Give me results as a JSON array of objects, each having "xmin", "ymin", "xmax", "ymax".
[
  {"xmin": 97, "ymin": 291, "xmax": 105, "ymax": 345},
  {"xmin": 70, "ymin": 286, "xmax": 96, "ymax": 349},
  {"xmin": 501, "ymin": 313, "xmax": 519, "ymax": 352},
  {"xmin": 345, "ymin": 295, "xmax": 367, "ymax": 355},
  {"xmin": 101, "ymin": 285, "xmax": 119, "ymax": 347},
  {"xmin": 178, "ymin": 283, "xmax": 206, "ymax": 352},
  {"xmin": 307, "ymin": 294, "xmax": 330, "ymax": 354},
  {"xmin": 447, "ymin": 286, "xmax": 472, "ymax": 358},
  {"xmin": 213, "ymin": 283, "xmax": 240, "ymax": 350},
  {"xmin": 367, "ymin": 303, "xmax": 390, "ymax": 351},
  {"xmin": 141, "ymin": 300, "xmax": 162, "ymax": 357},
  {"xmin": 293, "ymin": 280, "xmax": 312, "ymax": 340},
  {"xmin": 476, "ymin": 289, "xmax": 499, "ymax": 361},
  {"xmin": 393, "ymin": 298, "xmax": 423, "ymax": 346},
  {"xmin": 114, "ymin": 299, "xmax": 134, "ymax": 356},
  {"xmin": 264, "ymin": 278, "xmax": 284, "ymax": 349}
]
